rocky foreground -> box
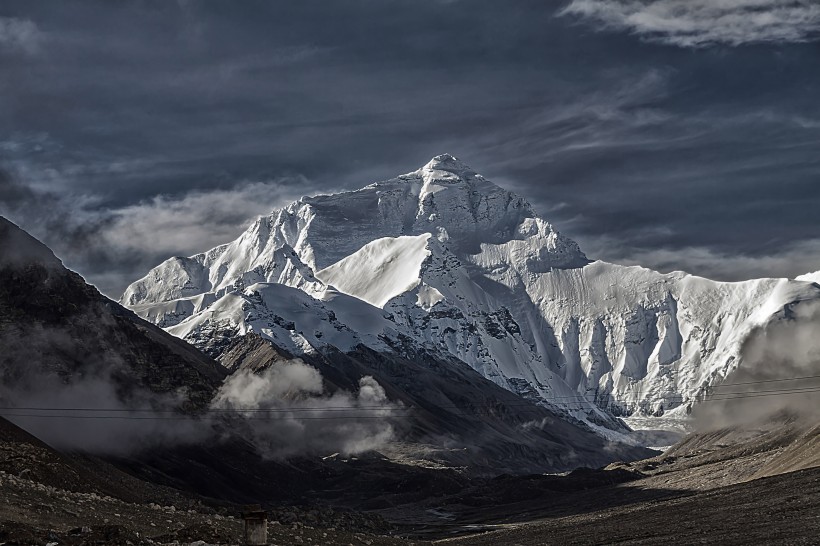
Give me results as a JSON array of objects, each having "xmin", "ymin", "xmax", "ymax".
[
  {"xmin": 2, "ymin": 415, "xmax": 819, "ymax": 545},
  {"xmin": 0, "ymin": 469, "xmax": 417, "ymax": 546},
  {"xmin": 0, "ymin": 415, "xmax": 420, "ymax": 546}
]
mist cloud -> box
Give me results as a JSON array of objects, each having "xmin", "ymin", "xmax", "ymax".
[
  {"xmin": 212, "ymin": 361, "xmax": 399, "ymax": 459},
  {"xmin": 0, "ymin": 166, "xmax": 310, "ymax": 297},
  {"xmin": 693, "ymin": 299, "xmax": 820, "ymax": 429},
  {"xmin": 0, "ymin": 314, "xmax": 213, "ymax": 455},
  {"xmin": 0, "ymin": 334, "xmax": 400, "ymax": 459},
  {"xmin": 0, "ymin": 374, "xmax": 210, "ymax": 456}
]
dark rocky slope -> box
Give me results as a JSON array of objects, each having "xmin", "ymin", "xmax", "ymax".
[
  {"xmin": 218, "ymin": 333, "xmax": 655, "ymax": 475},
  {"xmin": 0, "ymin": 216, "xmax": 228, "ymax": 410}
]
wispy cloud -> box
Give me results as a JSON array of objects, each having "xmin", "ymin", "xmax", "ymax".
[
  {"xmin": 478, "ymin": 68, "xmax": 674, "ymax": 171},
  {"xmin": 0, "ymin": 324, "xmax": 398, "ymax": 457},
  {"xmin": 102, "ymin": 181, "xmax": 309, "ymax": 261},
  {"xmin": 0, "ymin": 166, "xmax": 313, "ymax": 297},
  {"xmin": 0, "ymin": 16, "xmax": 42, "ymax": 54},
  {"xmin": 582, "ymin": 235, "xmax": 820, "ymax": 281},
  {"xmin": 559, "ymin": 0, "xmax": 820, "ymax": 47}
]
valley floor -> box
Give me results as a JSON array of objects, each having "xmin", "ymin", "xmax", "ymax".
[
  {"xmin": 0, "ymin": 469, "xmax": 420, "ymax": 546},
  {"xmin": 3, "ymin": 459, "xmax": 819, "ymax": 546},
  {"xmin": 2, "ymin": 418, "xmax": 818, "ymax": 545},
  {"xmin": 438, "ymin": 466, "xmax": 820, "ymax": 545}
]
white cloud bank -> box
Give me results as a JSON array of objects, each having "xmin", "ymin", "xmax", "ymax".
[
  {"xmin": 559, "ymin": 0, "xmax": 820, "ymax": 47},
  {"xmin": 102, "ymin": 181, "xmax": 307, "ymax": 262},
  {"xmin": 212, "ymin": 360, "xmax": 399, "ymax": 458}
]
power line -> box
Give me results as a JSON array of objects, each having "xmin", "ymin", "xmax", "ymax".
[
  {"xmin": 2, "ymin": 379, "xmax": 819, "ymax": 414},
  {"xmin": 0, "ymin": 385, "xmax": 817, "ymax": 420},
  {"xmin": 709, "ymin": 373, "xmax": 820, "ymax": 388},
  {"xmin": 0, "ymin": 405, "xmax": 407, "ymax": 413},
  {"xmin": 0, "ymin": 413, "xmax": 407, "ymax": 421}
]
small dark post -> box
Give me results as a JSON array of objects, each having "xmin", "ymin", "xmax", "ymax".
[{"xmin": 242, "ymin": 504, "xmax": 268, "ymax": 546}]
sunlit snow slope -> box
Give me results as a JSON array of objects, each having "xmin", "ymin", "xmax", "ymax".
[
  {"xmin": 797, "ymin": 271, "xmax": 820, "ymax": 284},
  {"xmin": 122, "ymin": 155, "xmax": 820, "ymax": 425}
]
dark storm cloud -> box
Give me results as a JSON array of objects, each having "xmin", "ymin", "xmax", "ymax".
[{"xmin": 1, "ymin": 0, "xmax": 819, "ymax": 295}]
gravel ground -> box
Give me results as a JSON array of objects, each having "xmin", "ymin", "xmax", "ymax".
[
  {"xmin": 3, "ymin": 414, "xmax": 818, "ymax": 545},
  {"xmin": 437, "ymin": 466, "xmax": 820, "ymax": 546},
  {"xmin": 0, "ymin": 470, "xmax": 428, "ymax": 546}
]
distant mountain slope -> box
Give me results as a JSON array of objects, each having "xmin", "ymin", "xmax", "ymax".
[
  {"xmin": 0, "ymin": 215, "xmax": 652, "ymax": 473},
  {"xmin": 215, "ymin": 332, "xmax": 654, "ymax": 474},
  {"xmin": 662, "ymin": 418, "xmax": 820, "ymax": 481},
  {"xmin": 123, "ymin": 155, "xmax": 820, "ymax": 426}
]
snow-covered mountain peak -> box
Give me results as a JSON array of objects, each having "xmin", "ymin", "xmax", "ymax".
[
  {"xmin": 121, "ymin": 158, "xmax": 820, "ymax": 432},
  {"xmin": 420, "ymin": 153, "xmax": 476, "ymax": 179},
  {"xmin": 122, "ymin": 154, "xmax": 564, "ymax": 309},
  {"xmin": 240, "ymin": 155, "xmax": 586, "ymax": 273}
]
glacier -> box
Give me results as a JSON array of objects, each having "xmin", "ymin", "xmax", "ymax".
[{"xmin": 122, "ymin": 154, "xmax": 820, "ymax": 430}]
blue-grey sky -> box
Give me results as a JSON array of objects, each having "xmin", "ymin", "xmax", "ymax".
[{"xmin": 1, "ymin": 0, "xmax": 820, "ymax": 296}]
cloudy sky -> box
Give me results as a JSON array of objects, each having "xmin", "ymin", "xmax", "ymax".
[{"xmin": 1, "ymin": 0, "xmax": 819, "ymax": 297}]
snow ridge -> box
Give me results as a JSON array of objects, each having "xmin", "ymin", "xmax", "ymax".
[{"xmin": 121, "ymin": 154, "xmax": 820, "ymax": 429}]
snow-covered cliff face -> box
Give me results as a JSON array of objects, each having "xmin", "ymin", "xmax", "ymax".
[
  {"xmin": 797, "ymin": 271, "xmax": 820, "ymax": 284},
  {"xmin": 121, "ymin": 155, "xmax": 820, "ymax": 425}
]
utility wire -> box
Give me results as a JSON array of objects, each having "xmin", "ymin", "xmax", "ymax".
[
  {"xmin": 1, "ymin": 379, "xmax": 818, "ymax": 413},
  {"xmin": 0, "ymin": 385, "xmax": 817, "ymax": 420},
  {"xmin": 708, "ymin": 373, "xmax": 820, "ymax": 387}
]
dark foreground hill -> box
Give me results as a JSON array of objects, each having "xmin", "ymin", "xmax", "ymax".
[
  {"xmin": 0, "ymin": 416, "xmax": 413, "ymax": 546},
  {"xmin": 0, "ymin": 216, "xmax": 228, "ymax": 411},
  {"xmin": 431, "ymin": 416, "xmax": 820, "ymax": 545}
]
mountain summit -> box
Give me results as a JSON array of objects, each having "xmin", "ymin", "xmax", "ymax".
[{"xmin": 122, "ymin": 156, "xmax": 820, "ymax": 432}]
